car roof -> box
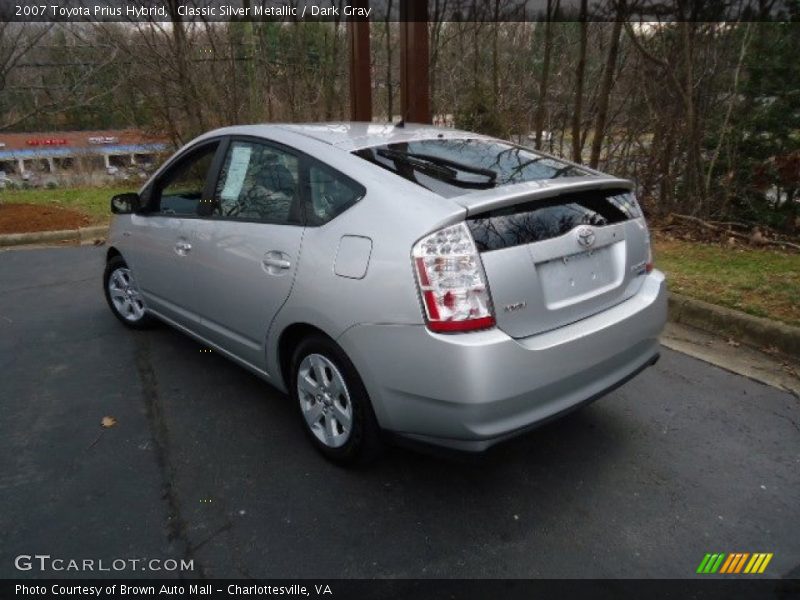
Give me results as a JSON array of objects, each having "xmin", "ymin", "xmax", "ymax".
[{"xmin": 207, "ymin": 122, "xmax": 483, "ymax": 153}]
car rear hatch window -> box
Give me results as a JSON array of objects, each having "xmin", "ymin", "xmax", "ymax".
[
  {"xmin": 467, "ymin": 189, "xmax": 641, "ymax": 251},
  {"xmin": 352, "ymin": 138, "xmax": 591, "ymax": 198},
  {"xmin": 467, "ymin": 187, "xmax": 651, "ymax": 338}
]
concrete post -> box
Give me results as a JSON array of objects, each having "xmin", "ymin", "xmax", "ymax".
[
  {"xmin": 400, "ymin": 0, "xmax": 431, "ymax": 124},
  {"xmin": 348, "ymin": 2, "xmax": 372, "ymax": 122}
]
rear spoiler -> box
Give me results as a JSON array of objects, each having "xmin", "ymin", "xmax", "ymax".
[{"xmin": 452, "ymin": 176, "xmax": 634, "ymax": 216}]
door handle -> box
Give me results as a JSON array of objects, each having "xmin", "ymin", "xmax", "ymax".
[
  {"xmin": 263, "ymin": 251, "xmax": 291, "ymax": 275},
  {"xmin": 263, "ymin": 257, "xmax": 290, "ymax": 269},
  {"xmin": 174, "ymin": 241, "xmax": 192, "ymax": 255}
]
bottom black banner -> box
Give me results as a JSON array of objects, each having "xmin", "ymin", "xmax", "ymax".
[{"xmin": 4, "ymin": 579, "xmax": 800, "ymax": 600}]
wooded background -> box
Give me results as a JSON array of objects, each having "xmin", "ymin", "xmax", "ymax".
[{"xmin": 1, "ymin": 2, "xmax": 798, "ymax": 231}]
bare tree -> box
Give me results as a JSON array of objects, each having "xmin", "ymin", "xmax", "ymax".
[
  {"xmin": 570, "ymin": 0, "xmax": 588, "ymax": 162},
  {"xmin": 533, "ymin": 0, "xmax": 558, "ymax": 149},
  {"xmin": 589, "ymin": 13, "xmax": 624, "ymax": 168},
  {"xmin": 0, "ymin": 23, "xmax": 121, "ymax": 131}
]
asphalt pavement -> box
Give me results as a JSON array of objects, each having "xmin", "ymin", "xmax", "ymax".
[{"xmin": 1, "ymin": 246, "xmax": 798, "ymax": 579}]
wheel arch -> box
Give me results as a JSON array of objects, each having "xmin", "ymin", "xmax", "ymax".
[
  {"xmin": 277, "ymin": 322, "xmax": 335, "ymax": 391},
  {"xmin": 106, "ymin": 246, "xmax": 122, "ymax": 262}
]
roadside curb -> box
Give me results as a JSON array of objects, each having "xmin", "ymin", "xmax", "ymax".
[
  {"xmin": 0, "ymin": 224, "xmax": 108, "ymax": 247},
  {"xmin": 668, "ymin": 293, "xmax": 800, "ymax": 362}
]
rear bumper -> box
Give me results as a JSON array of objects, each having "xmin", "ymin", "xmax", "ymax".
[{"xmin": 337, "ymin": 270, "xmax": 667, "ymax": 451}]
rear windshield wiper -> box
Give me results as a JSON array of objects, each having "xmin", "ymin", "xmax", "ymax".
[
  {"xmin": 551, "ymin": 164, "xmax": 580, "ymax": 179},
  {"xmin": 393, "ymin": 151, "xmax": 498, "ymax": 181},
  {"xmin": 376, "ymin": 148, "xmax": 497, "ymax": 189},
  {"xmin": 376, "ymin": 148, "xmax": 454, "ymax": 178}
]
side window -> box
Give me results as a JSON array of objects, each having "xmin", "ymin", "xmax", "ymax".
[
  {"xmin": 154, "ymin": 143, "xmax": 218, "ymax": 216},
  {"xmin": 307, "ymin": 165, "xmax": 365, "ymax": 224},
  {"xmin": 213, "ymin": 141, "xmax": 300, "ymax": 223}
]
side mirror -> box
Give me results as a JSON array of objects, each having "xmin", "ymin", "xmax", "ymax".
[{"xmin": 110, "ymin": 192, "xmax": 141, "ymax": 214}]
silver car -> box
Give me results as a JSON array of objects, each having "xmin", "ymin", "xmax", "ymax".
[{"xmin": 104, "ymin": 123, "xmax": 667, "ymax": 464}]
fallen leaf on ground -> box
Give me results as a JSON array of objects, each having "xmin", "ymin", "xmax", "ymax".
[
  {"xmin": 101, "ymin": 416, "xmax": 118, "ymax": 428},
  {"xmin": 727, "ymin": 338, "xmax": 740, "ymax": 347},
  {"xmin": 782, "ymin": 363, "xmax": 798, "ymax": 378}
]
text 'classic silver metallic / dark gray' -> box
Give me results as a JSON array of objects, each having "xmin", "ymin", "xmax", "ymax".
[{"xmin": 103, "ymin": 122, "xmax": 667, "ymax": 464}]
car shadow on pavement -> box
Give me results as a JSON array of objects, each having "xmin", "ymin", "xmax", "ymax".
[{"xmin": 133, "ymin": 322, "xmax": 641, "ymax": 575}]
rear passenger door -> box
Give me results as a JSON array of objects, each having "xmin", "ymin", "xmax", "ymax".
[{"xmin": 191, "ymin": 138, "xmax": 306, "ymax": 368}]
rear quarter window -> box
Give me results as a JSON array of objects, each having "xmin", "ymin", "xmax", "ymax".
[{"xmin": 306, "ymin": 164, "xmax": 365, "ymax": 225}]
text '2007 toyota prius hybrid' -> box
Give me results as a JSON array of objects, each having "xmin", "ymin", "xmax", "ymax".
[{"xmin": 103, "ymin": 123, "xmax": 667, "ymax": 464}]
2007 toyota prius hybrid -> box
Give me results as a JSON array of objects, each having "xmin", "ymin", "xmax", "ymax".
[{"xmin": 103, "ymin": 123, "xmax": 667, "ymax": 464}]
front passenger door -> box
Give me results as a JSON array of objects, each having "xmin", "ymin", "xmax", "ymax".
[{"xmin": 128, "ymin": 141, "xmax": 220, "ymax": 326}]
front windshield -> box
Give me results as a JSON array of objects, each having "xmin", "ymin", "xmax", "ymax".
[{"xmin": 353, "ymin": 138, "xmax": 591, "ymax": 198}]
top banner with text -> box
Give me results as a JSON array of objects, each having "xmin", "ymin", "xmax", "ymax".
[{"xmin": 0, "ymin": 0, "xmax": 794, "ymax": 23}]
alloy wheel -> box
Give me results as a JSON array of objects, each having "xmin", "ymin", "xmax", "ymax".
[
  {"xmin": 107, "ymin": 267, "xmax": 146, "ymax": 322},
  {"xmin": 297, "ymin": 353, "xmax": 353, "ymax": 448}
]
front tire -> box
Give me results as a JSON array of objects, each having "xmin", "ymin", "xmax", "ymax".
[
  {"xmin": 103, "ymin": 255, "xmax": 155, "ymax": 329},
  {"xmin": 290, "ymin": 335, "xmax": 382, "ymax": 465}
]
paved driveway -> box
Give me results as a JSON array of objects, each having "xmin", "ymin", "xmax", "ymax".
[{"xmin": 1, "ymin": 246, "xmax": 798, "ymax": 579}]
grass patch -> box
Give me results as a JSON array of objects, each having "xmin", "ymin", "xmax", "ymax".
[
  {"xmin": 654, "ymin": 237, "xmax": 800, "ymax": 327},
  {"xmin": 0, "ymin": 186, "xmax": 132, "ymax": 224}
]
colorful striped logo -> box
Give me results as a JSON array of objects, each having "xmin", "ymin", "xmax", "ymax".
[{"xmin": 696, "ymin": 553, "xmax": 773, "ymax": 574}]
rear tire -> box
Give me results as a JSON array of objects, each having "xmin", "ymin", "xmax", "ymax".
[
  {"xmin": 103, "ymin": 255, "xmax": 155, "ymax": 329},
  {"xmin": 290, "ymin": 334, "xmax": 383, "ymax": 465}
]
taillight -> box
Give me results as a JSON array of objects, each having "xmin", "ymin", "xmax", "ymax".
[
  {"xmin": 645, "ymin": 230, "xmax": 654, "ymax": 273},
  {"xmin": 412, "ymin": 222, "xmax": 495, "ymax": 333}
]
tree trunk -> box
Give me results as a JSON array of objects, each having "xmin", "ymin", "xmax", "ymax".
[
  {"xmin": 589, "ymin": 18, "xmax": 623, "ymax": 168},
  {"xmin": 705, "ymin": 23, "xmax": 752, "ymax": 201},
  {"xmin": 385, "ymin": 0, "xmax": 393, "ymax": 121},
  {"xmin": 682, "ymin": 21, "xmax": 703, "ymax": 214},
  {"xmin": 240, "ymin": 0, "xmax": 256, "ymax": 121},
  {"xmin": 571, "ymin": 0, "xmax": 588, "ymax": 162},
  {"xmin": 534, "ymin": 0, "xmax": 557, "ymax": 149},
  {"xmin": 492, "ymin": 0, "xmax": 500, "ymax": 104},
  {"xmin": 324, "ymin": 6, "xmax": 343, "ymax": 120},
  {"xmin": 169, "ymin": 11, "xmax": 204, "ymax": 138},
  {"xmin": 472, "ymin": 22, "xmax": 480, "ymax": 95}
]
